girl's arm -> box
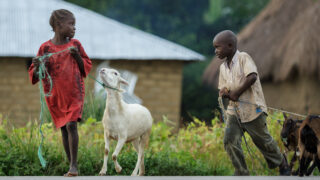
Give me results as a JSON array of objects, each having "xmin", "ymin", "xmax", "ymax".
[
  {"xmin": 70, "ymin": 40, "xmax": 92, "ymax": 77},
  {"xmin": 70, "ymin": 47, "xmax": 86, "ymax": 77},
  {"xmin": 32, "ymin": 57, "xmax": 40, "ymax": 79}
]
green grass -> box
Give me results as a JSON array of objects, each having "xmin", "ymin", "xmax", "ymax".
[{"xmin": 0, "ymin": 112, "xmax": 319, "ymax": 176}]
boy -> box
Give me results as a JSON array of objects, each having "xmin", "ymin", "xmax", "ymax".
[{"xmin": 214, "ymin": 30, "xmax": 290, "ymax": 175}]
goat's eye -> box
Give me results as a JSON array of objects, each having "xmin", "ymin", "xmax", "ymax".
[{"xmin": 114, "ymin": 72, "xmax": 118, "ymax": 76}]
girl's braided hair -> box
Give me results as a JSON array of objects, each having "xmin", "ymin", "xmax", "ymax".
[{"xmin": 49, "ymin": 9, "xmax": 74, "ymax": 31}]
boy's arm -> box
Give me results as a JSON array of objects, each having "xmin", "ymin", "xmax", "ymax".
[{"xmin": 227, "ymin": 73, "xmax": 257, "ymax": 101}]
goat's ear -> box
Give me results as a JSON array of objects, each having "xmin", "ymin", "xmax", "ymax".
[
  {"xmin": 119, "ymin": 77, "xmax": 129, "ymax": 86},
  {"xmin": 282, "ymin": 112, "xmax": 287, "ymax": 120}
]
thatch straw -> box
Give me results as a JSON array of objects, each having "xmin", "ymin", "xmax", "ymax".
[{"xmin": 203, "ymin": 0, "xmax": 320, "ymax": 88}]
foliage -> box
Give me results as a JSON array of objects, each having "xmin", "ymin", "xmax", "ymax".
[
  {"xmin": 181, "ymin": 60, "xmax": 218, "ymax": 124},
  {"xmin": 65, "ymin": 0, "xmax": 269, "ymax": 56},
  {"xmin": 1, "ymin": 112, "xmax": 318, "ymax": 176}
]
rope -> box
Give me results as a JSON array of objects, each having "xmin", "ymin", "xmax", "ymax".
[
  {"xmin": 88, "ymin": 74, "xmax": 121, "ymax": 91},
  {"xmin": 218, "ymin": 97, "xmax": 227, "ymax": 122},
  {"xmin": 36, "ymin": 46, "xmax": 74, "ymax": 168},
  {"xmin": 218, "ymin": 97, "xmax": 307, "ymax": 120},
  {"xmin": 218, "ymin": 97, "xmax": 263, "ymax": 174},
  {"xmin": 217, "ymin": 97, "xmax": 303, "ymax": 174},
  {"xmin": 236, "ymin": 99, "xmax": 307, "ymax": 119},
  {"xmin": 233, "ymin": 105, "xmax": 266, "ymax": 175},
  {"xmin": 36, "ymin": 47, "xmax": 119, "ymax": 168}
]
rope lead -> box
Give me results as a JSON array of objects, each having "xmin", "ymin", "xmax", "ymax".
[{"xmin": 36, "ymin": 47, "xmax": 74, "ymax": 168}]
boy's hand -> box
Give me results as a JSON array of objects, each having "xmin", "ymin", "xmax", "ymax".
[
  {"xmin": 219, "ymin": 87, "xmax": 229, "ymax": 97},
  {"xmin": 228, "ymin": 90, "xmax": 240, "ymax": 101}
]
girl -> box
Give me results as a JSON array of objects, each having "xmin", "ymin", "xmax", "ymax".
[{"xmin": 29, "ymin": 9, "xmax": 92, "ymax": 177}]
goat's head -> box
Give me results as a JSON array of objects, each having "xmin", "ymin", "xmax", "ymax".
[
  {"xmin": 99, "ymin": 68, "xmax": 128, "ymax": 90},
  {"xmin": 280, "ymin": 112, "xmax": 299, "ymax": 145}
]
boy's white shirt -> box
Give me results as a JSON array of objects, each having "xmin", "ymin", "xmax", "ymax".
[{"xmin": 218, "ymin": 50, "xmax": 268, "ymax": 123}]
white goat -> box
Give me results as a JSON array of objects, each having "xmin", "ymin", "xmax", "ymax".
[{"xmin": 98, "ymin": 68, "xmax": 153, "ymax": 176}]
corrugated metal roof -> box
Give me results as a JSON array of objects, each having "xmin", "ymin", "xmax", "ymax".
[{"xmin": 0, "ymin": 0, "xmax": 205, "ymax": 61}]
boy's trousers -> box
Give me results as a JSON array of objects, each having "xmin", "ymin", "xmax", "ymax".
[{"xmin": 224, "ymin": 113, "xmax": 283, "ymax": 175}]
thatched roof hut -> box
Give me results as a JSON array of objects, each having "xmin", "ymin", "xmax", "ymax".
[{"xmin": 203, "ymin": 0, "xmax": 320, "ymax": 115}]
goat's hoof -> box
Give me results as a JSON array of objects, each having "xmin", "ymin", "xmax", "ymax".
[
  {"xmin": 115, "ymin": 166, "xmax": 122, "ymax": 173},
  {"xmin": 99, "ymin": 172, "xmax": 106, "ymax": 176}
]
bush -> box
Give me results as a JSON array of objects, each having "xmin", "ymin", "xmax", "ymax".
[{"xmin": 0, "ymin": 113, "xmax": 319, "ymax": 176}]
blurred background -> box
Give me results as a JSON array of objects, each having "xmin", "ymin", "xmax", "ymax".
[
  {"xmin": 65, "ymin": 0, "xmax": 270, "ymax": 126},
  {"xmin": 0, "ymin": 0, "xmax": 271, "ymax": 128}
]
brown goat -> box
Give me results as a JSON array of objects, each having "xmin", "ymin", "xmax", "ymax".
[
  {"xmin": 281, "ymin": 113, "xmax": 316, "ymax": 175},
  {"xmin": 298, "ymin": 115, "xmax": 320, "ymax": 176}
]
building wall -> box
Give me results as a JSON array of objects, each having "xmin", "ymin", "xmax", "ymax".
[
  {"xmin": 262, "ymin": 76, "xmax": 320, "ymax": 116},
  {"xmin": 0, "ymin": 58, "xmax": 184, "ymax": 129},
  {"xmin": 0, "ymin": 58, "xmax": 40, "ymax": 126}
]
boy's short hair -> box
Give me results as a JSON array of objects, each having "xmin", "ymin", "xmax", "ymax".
[
  {"xmin": 214, "ymin": 30, "xmax": 237, "ymax": 47},
  {"xmin": 49, "ymin": 9, "xmax": 74, "ymax": 31}
]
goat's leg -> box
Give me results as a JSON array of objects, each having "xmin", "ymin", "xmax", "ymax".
[
  {"xmin": 298, "ymin": 143, "xmax": 307, "ymax": 176},
  {"xmin": 131, "ymin": 139, "xmax": 140, "ymax": 176},
  {"xmin": 138, "ymin": 133, "xmax": 149, "ymax": 176},
  {"xmin": 134, "ymin": 132, "xmax": 149, "ymax": 176},
  {"xmin": 99, "ymin": 132, "xmax": 110, "ymax": 175},
  {"xmin": 306, "ymin": 158, "xmax": 316, "ymax": 176},
  {"xmin": 316, "ymin": 145, "xmax": 320, "ymax": 173},
  {"xmin": 290, "ymin": 151, "xmax": 297, "ymax": 169},
  {"xmin": 132, "ymin": 139, "xmax": 140, "ymax": 153},
  {"xmin": 112, "ymin": 138, "xmax": 126, "ymax": 173},
  {"xmin": 131, "ymin": 138, "xmax": 141, "ymax": 176},
  {"xmin": 316, "ymin": 157, "xmax": 320, "ymax": 174},
  {"xmin": 291, "ymin": 151, "xmax": 298, "ymax": 175},
  {"xmin": 303, "ymin": 157, "xmax": 313, "ymax": 176},
  {"xmin": 298, "ymin": 152, "xmax": 308, "ymax": 177},
  {"xmin": 318, "ymin": 145, "xmax": 320, "ymax": 170}
]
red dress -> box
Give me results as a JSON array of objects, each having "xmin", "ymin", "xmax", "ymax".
[{"xmin": 29, "ymin": 39, "xmax": 92, "ymax": 128}]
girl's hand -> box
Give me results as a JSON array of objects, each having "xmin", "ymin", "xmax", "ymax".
[
  {"xmin": 69, "ymin": 47, "xmax": 79, "ymax": 56},
  {"xmin": 32, "ymin": 57, "xmax": 40, "ymax": 69}
]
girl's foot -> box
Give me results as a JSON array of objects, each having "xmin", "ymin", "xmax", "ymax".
[
  {"xmin": 63, "ymin": 171, "xmax": 78, "ymax": 177},
  {"xmin": 64, "ymin": 167, "xmax": 78, "ymax": 177}
]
